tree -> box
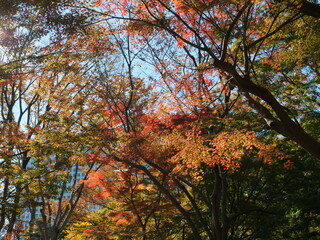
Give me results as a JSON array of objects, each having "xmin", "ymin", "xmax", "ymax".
[
  {"xmin": 92, "ymin": 0, "xmax": 320, "ymax": 159},
  {"xmin": 66, "ymin": 166, "xmax": 184, "ymax": 240},
  {"xmin": 0, "ymin": 9, "xmax": 113, "ymax": 238},
  {"xmin": 1, "ymin": 0, "xmax": 319, "ymax": 239},
  {"xmin": 0, "ymin": 13, "xmax": 52, "ymax": 236},
  {"xmin": 0, "ymin": 0, "xmax": 89, "ymax": 36},
  {"xmin": 52, "ymin": 5, "xmax": 319, "ymax": 236},
  {"xmin": 78, "ymin": 107, "xmax": 316, "ymax": 240}
]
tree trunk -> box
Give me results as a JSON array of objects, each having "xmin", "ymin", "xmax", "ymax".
[
  {"xmin": 215, "ymin": 60, "xmax": 320, "ymax": 160},
  {"xmin": 300, "ymin": 0, "xmax": 320, "ymax": 18}
]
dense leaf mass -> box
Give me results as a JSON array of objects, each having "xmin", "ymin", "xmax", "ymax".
[{"xmin": 0, "ymin": 0, "xmax": 319, "ymax": 239}]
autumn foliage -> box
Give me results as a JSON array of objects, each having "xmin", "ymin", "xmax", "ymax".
[{"xmin": 0, "ymin": 0, "xmax": 319, "ymax": 239}]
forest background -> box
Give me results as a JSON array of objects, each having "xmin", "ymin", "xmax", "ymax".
[{"xmin": 0, "ymin": 0, "xmax": 319, "ymax": 239}]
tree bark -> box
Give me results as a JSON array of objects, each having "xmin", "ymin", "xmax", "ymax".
[
  {"xmin": 299, "ymin": 0, "xmax": 320, "ymax": 18},
  {"xmin": 214, "ymin": 60, "xmax": 320, "ymax": 160},
  {"xmin": 212, "ymin": 166, "xmax": 222, "ymax": 240},
  {"xmin": 121, "ymin": 159, "xmax": 203, "ymax": 240}
]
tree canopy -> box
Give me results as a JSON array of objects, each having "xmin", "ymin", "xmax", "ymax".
[{"xmin": 0, "ymin": 0, "xmax": 319, "ymax": 239}]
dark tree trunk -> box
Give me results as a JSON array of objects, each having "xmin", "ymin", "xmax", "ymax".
[
  {"xmin": 300, "ymin": 0, "xmax": 320, "ymax": 18},
  {"xmin": 215, "ymin": 60, "xmax": 320, "ymax": 160}
]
